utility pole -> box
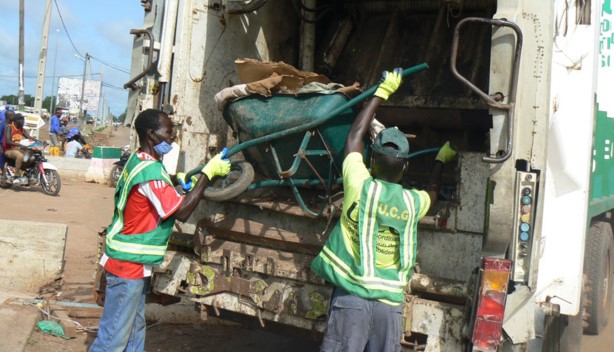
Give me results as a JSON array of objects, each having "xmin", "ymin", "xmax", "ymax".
[
  {"xmin": 78, "ymin": 53, "xmax": 89, "ymax": 124},
  {"xmin": 97, "ymin": 64, "xmax": 103, "ymax": 125},
  {"xmin": 18, "ymin": 0, "xmax": 25, "ymax": 109},
  {"xmin": 34, "ymin": 0, "xmax": 52, "ymax": 116},
  {"xmin": 99, "ymin": 92, "xmax": 105, "ymax": 124},
  {"xmin": 50, "ymin": 29, "xmax": 60, "ymax": 113}
]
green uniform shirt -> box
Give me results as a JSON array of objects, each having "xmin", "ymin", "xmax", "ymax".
[{"xmin": 311, "ymin": 152, "xmax": 431, "ymax": 305}]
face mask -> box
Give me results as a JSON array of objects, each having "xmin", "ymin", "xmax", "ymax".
[{"xmin": 154, "ymin": 141, "xmax": 173, "ymax": 156}]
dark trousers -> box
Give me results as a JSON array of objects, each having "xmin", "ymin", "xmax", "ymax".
[{"xmin": 320, "ymin": 287, "xmax": 403, "ymax": 352}]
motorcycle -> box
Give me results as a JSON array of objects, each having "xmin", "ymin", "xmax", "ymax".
[
  {"xmin": 109, "ymin": 145, "xmax": 131, "ymax": 188},
  {"xmin": 0, "ymin": 141, "xmax": 62, "ymax": 196}
]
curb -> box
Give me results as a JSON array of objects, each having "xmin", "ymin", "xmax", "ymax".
[{"xmin": 44, "ymin": 156, "xmax": 117, "ymax": 183}]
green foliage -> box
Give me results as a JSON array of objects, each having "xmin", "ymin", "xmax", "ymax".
[
  {"xmin": 0, "ymin": 94, "xmax": 35, "ymax": 107},
  {"xmin": 117, "ymin": 108, "xmax": 127, "ymax": 123},
  {"xmin": 42, "ymin": 96, "xmax": 57, "ymax": 111}
]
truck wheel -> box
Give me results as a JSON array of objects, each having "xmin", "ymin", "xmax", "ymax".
[
  {"xmin": 542, "ymin": 278, "xmax": 585, "ymax": 352},
  {"xmin": 583, "ymin": 221, "xmax": 614, "ymax": 334},
  {"xmin": 204, "ymin": 160, "xmax": 254, "ymax": 202}
]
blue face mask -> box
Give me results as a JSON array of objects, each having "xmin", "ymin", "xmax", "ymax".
[{"xmin": 154, "ymin": 141, "xmax": 173, "ymax": 156}]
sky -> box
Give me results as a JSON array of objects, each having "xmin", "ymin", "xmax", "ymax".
[{"xmin": 0, "ymin": 0, "xmax": 144, "ymax": 116}]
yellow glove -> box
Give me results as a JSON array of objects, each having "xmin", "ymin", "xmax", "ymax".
[
  {"xmin": 374, "ymin": 68, "xmax": 403, "ymax": 100},
  {"xmin": 435, "ymin": 141, "xmax": 457, "ymax": 163},
  {"xmin": 177, "ymin": 172, "xmax": 198, "ymax": 192},
  {"xmin": 201, "ymin": 148, "xmax": 231, "ymax": 180}
]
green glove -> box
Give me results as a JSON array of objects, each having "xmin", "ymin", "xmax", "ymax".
[
  {"xmin": 177, "ymin": 172, "xmax": 198, "ymax": 192},
  {"xmin": 201, "ymin": 149, "xmax": 231, "ymax": 180},
  {"xmin": 374, "ymin": 68, "xmax": 403, "ymax": 100},
  {"xmin": 435, "ymin": 141, "xmax": 457, "ymax": 163}
]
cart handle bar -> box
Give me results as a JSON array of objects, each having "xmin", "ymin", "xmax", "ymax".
[{"xmin": 187, "ymin": 63, "xmax": 429, "ymax": 178}]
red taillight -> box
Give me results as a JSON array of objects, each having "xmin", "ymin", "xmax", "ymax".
[{"xmin": 471, "ymin": 257, "xmax": 512, "ymax": 351}]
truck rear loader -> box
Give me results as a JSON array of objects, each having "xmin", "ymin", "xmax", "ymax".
[{"xmin": 108, "ymin": 0, "xmax": 614, "ymax": 350}]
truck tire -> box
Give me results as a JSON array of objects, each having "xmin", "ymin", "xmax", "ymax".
[
  {"xmin": 542, "ymin": 278, "xmax": 585, "ymax": 352},
  {"xmin": 583, "ymin": 221, "xmax": 614, "ymax": 334},
  {"xmin": 204, "ymin": 160, "xmax": 254, "ymax": 202}
]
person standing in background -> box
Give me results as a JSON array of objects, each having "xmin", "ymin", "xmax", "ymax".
[{"xmin": 49, "ymin": 108, "xmax": 62, "ymax": 156}]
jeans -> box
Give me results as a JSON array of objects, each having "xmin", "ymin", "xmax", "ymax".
[
  {"xmin": 89, "ymin": 273, "xmax": 149, "ymax": 352},
  {"xmin": 320, "ymin": 287, "xmax": 403, "ymax": 352}
]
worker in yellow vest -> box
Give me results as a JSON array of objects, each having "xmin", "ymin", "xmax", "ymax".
[{"xmin": 311, "ymin": 68, "xmax": 457, "ymax": 352}]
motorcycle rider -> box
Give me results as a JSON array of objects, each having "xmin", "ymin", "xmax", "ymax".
[
  {"xmin": 3, "ymin": 113, "xmax": 39, "ymax": 184},
  {"xmin": 0, "ymin": 110, "xmax": 15, "ymax": 173}
]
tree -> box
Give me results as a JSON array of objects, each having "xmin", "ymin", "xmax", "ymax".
[
  {"xmin": 0, "ymin": 95, "xmax": 18, "ymax": 105},
  {"xmin": 2, "ymin": 95, "xmax": 56, "ymax": 113},
  {"xmin": 0, "ymin": 94, "xmax": 34, "ymax": 107},
  {"xmin": 42, "ymin": 96, "xmax": 56, "ymax": 111},
  {"xmin": 23, "ymin": 94, "xmax": 34, "ymax": 107},
  {"xmin": 117, "ymin": 108, "xmax": 127, "ymax": 123}
]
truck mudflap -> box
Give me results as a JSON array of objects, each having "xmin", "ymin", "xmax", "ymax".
[{"xmin": 151, "ymin": 250, "xmax": 467, "ymax": 351}]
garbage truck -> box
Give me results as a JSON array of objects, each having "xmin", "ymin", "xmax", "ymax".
[{"xmin": 108, "ymin": 0, "xmax": 614, "ymax": 350}]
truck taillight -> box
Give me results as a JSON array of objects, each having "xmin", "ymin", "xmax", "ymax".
[{"xmin": 471, "ymin": 257, "xmax": 512, "ymax": 351}]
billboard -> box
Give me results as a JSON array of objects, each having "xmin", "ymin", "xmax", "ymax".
[{"xmin": 57, "ymin": 77, "xmax": 101, "ymax": 116}]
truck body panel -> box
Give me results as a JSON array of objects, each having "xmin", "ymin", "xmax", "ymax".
[
  {"xmin": 537, "ymin": 0, "xmax": 599, "ymax": 315},
  {"xmin": 115, "ymin": 0, "xmax": 614, "ymax": 349}
]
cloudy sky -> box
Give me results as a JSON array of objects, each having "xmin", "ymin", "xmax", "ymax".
[{"xmin": 0, "ymin": 0, "xmax": 143, "ymax": 116}]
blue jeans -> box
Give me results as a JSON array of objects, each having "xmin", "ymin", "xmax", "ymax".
[
  {"xmin": 320, "ymin": 287, "xmax": 403, "ymax": 352},
  {"xmin": 89, "ymin": 273, "xmax": 149, "ymax": 352}
]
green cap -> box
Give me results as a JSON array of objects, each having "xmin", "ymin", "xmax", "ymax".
[{"xmin": 372, "ymin": 127, "xmax": 410, "ymax": 159}]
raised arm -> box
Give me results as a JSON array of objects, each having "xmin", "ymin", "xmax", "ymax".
[
  {"xmin": 344, "ymin": 68, "xmax": 403, "ymax": 157},
  {"xmin": 344, "ymin": 98, "xmax": 384, "ymax": 156}
]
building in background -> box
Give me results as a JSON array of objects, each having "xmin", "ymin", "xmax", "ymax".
[{"xmin": 57, "ymin": 77, "xmax": 101, "ymax": 119}]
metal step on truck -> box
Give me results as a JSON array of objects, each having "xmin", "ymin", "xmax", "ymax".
[{"xmin": 106, "ymin": 0, "xmax": 614, "ymax": 350}]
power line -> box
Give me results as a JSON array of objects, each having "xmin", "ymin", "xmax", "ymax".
[
  {"xmin": 90, "ymin": 55, "xmax": 130, "ymax": 74},
  {"xmin": 53, "ymin": 1, "xmax": 131, "ymax": 76},
  {"xmin": 102, "ymin": 82, "xmax": 125, "ymax": 90},
  {"xmin": 53, "ymin": 0, "xmax": 82, "ymax": 57},
  {"xmin": 0, "ymin": 73, "xmax": 101, "ymax": 79}
]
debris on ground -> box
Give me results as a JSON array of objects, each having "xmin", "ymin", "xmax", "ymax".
[{"xmin": 36, "ymin": 320, "xmax": 71, "ymax": 340}]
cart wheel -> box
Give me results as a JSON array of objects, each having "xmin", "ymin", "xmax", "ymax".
[{"xmin": 204, "ymin": 160, "xmax": 254, "ymax": 201}]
